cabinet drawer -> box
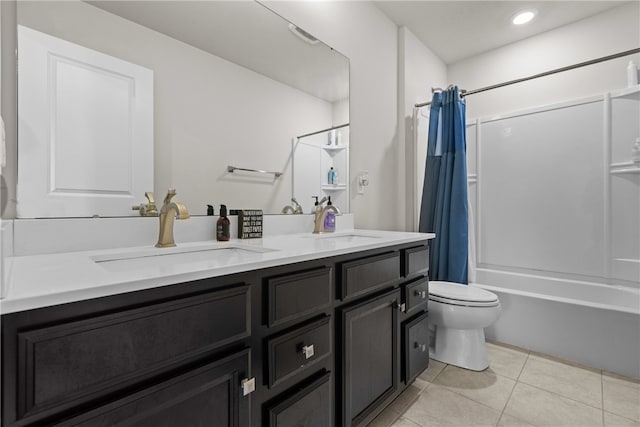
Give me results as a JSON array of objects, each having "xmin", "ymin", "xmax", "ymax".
[
  {"xmin": 340, "ymin": 252, "xmax": 400, "ymax": 300},
  {"xmin": 403, "ymin": 311, "xmax": 430, "ymax": 384},
  {"xmin": 402, "ymin": 245, "xmax": 429, "ymax": 278},
  {"xmin": 404, "ymin": 276, "xmax": 429, "ymax": 313},
  {"xmin": 267, "ymin": 316, "xmax": 331, "ymax": 388},
  {"xmin": 57, "ymin": 349, "xmax": 251, "ymax": 427},
  {"xmin": 266, "ymin": 371, "xmax": 332, "ymax": 427},
  {"xmin": 17, "ymin": 285, "xmax": 250, "ymax": 419},
  {"xmin": 266, "ymin": 267, "xmax": 332, "ymax": 327}
]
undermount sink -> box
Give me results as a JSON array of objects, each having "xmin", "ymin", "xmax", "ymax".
[
  {"xmin": 91, "ymin": 243, "xmax": 278, "ymax": 273},
  {"xmin": 304, "ymin": 233, "xmax": 382, "ymax": 243}
]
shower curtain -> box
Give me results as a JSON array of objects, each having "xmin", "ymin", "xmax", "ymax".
[{"xmin": 418, "ymin": 86, "xmax": 468, "ymax": 284}]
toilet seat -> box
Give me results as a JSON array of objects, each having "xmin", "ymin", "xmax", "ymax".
[{"xmin": 429, "ymin": 281, "xmax": 499, "ymax": 307}]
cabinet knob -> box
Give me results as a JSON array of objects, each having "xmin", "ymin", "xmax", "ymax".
[
  {"xmin": 241, "ymin": 377, "xmax": 256, "ymax": 396},
  {"xmin": 302, "ymin": 344, "xmax": 315, "ymax": 359},
  {"xmin": 414, "ymin": 342, "xmax": 427, "ymax": 352},
  {"xmin": 414, "ymin": 290, "xmax": 427, "ymax": 299}
]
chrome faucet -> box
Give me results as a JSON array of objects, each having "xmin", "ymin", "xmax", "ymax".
[
  {"xmin": 313, "ymin": 196, "xmax": 341, "ymax": 234},
  {"xmin": 156, "ymin": 189, "xmax": 190, "ymax": 248}
]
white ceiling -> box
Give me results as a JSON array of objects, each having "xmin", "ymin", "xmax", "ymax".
[
  {"xmin": 87, "ymin": 1, "xmax": 349, "ymax": 103},
  {"xmin": 373, "ymin": 1, "xmax": 629, "ymax": 64}
]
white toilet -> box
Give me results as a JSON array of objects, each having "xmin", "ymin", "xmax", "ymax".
[{"xmin": 428, "ymin": 281, "xmax": 501, "ymax": 371}]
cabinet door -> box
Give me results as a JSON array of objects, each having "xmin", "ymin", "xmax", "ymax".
[
  {"xmin": 266, "ymin": 371, "xmax": 332, "ymax": 427},
  {"xmin": 340, "ymin": 289, "xmax": 401, "ymax": 427},
  {"xmin": 14, "ymin": 285, "xmax": 250, "ymax": 422},
  {"xmin": 403, "ymin": 311, "xmax": 430, "ymax": 384},
  {"xmin": 58, "ymin": 349, "xmax": 251, "ymax": 427}
]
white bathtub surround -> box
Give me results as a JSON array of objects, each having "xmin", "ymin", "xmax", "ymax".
[
  {"xmin": 9, "ymin": 213, "xmax": 354, "ymax": 257},
  {"xmin": 1, "ymin": 227, "xmax": 431, "ymax": 314},
  {"xmin": 475, "ymin": 268, "xmax": 640, "ymax": 379}
]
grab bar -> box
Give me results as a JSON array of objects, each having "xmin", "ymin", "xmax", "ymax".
[{"xmin": 227, "ymin": 165, "xmax": 282, "ymax": 178}]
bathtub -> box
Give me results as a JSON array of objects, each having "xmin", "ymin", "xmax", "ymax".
[{"xmin": 473, "ymin": 268, "xmax": 640, "ymax": 379}]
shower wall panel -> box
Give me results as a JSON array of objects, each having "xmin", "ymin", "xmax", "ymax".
[{"xmin": 478, "ymin": 99, "xmax": 605, "ymax": 278}]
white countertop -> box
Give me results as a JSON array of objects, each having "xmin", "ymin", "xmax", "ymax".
[{"xmin": 1, "ymin": 230, "xmax": 434, "ymax": 314}]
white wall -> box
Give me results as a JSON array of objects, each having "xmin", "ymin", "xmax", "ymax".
[
  {"xmin": 398, "ymin": 27, "xmax": 447, "ymax": 231},
  {"xmin": 264, "ymin": 1, "xmax": 400, "ymax": 230},
  {"xmin": 14, "ymin": 1, "xmax": 335, "ymax": 216},
  {"xmin": 448, "ymin": 2, "xmax": 640, "ymax": 118}
]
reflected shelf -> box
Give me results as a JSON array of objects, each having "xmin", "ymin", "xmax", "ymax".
[
  {"xmin": 610, "ymin": 167, "xmax": 640, "ymax": 175},
  {"xmin": 321, "ymin": 184, "xmax": 347, "ymax": 191}
]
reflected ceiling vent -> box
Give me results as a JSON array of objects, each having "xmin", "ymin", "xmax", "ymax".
[{"xmin": 288, "ymin": 24, "xmax": 319, "ymax": 45}]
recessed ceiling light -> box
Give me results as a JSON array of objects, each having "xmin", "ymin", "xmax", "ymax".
[{"xmin": 512, "ymin": 10, "xmax": 536, "ymax": 25}]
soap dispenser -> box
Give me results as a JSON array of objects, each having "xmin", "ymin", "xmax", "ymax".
[
  {"xmin": 216, "ymin": 204, "xmax": 230, "ymax": 241},
  {"xmin": 324, "ymin": 196, "xmax": 336, "ymax": 232}
]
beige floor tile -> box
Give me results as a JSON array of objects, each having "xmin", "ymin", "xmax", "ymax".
[
  {"xmin": 604, "ymin": 411, "xmax": 640, "ymax": 427},
  {"xmin": 504, "ymin": 382, "xmax": 603, "ymax": 427},
  {"xmin": 433, "ymin": 365, "xmax": 516, "ymax": 411},
  {"xmin": 487, "ymin": 342, "xmax": 529, "ymax": 380},
  {"xmin": 518, "ymin": 354, "xmax": 602, "ymax": 408},
  {"xmin": 386, "ymin": 382, "xmax": 423, "ymax": 415},
  {"xmin": 418, "ymin": 360, "xmax": 447, "ymax": 383},
  {"xmin": 403, "ymin": 384, "xmax": 501, "ymax": 427},
  {"xmin": 390, "ymin": 417, "xmax": 428, "ymax": 427},
  {"xmin": 368, "ymin": 405, "xmax": 402, "ymax": 427},
  {"xmin": 497, "ymin": 412, "xmax": 535, "ymax": 427},
  {"xmin": 603, "ymin": 375, "xmax": 640, "ymax": 422}
]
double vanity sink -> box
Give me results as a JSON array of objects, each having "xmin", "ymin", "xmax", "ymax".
[
  {"xmin": 1, "ymin": 230, "xmax": 423, "ymax": 314},
  {"xmin": 1, "ymin": 228, "xmax": 434, "ymax": 427}
]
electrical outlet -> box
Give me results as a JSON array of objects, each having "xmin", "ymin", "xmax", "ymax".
[{"xmin": 357, "ymin": 171, "xmax": 369, "ymax": 194}]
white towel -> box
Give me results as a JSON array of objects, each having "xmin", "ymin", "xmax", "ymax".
[{"xmin": 0, "ymin": 115, "xmax": 6, "ymax": 168}]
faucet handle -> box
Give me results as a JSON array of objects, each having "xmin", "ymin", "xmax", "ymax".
[
  {"xmin": 144, "ymin": 192, "xmax": 155, "ymax": 205},
  {"xmin": 133, "ymin": 191, "xmax": 159, "ymax": 216},
  {"xmin": 163, "ymin": 188, "xmax": 177, "ymax": 205}
]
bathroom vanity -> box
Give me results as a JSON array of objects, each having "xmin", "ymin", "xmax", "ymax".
[{"xmin": 1, "ymin": 231, "xmax": 433, "ymax": 427}]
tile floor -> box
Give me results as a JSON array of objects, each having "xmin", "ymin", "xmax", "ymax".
[{"xmin": 368, "ymin": 342, "xmax": 640, "ymax": 427}]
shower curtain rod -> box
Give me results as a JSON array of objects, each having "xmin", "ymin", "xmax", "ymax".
[
  {"xmin": 414, "ymin": 47, "xmax": 640, "ymax": 108},
  {"xmin": 297, "ymin": 123, "xmax": 349, "ymax": 139}
]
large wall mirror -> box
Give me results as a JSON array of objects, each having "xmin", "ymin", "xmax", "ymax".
[{"xmin": 16, "ymin": 0, "xmax": 349, "ymax": 217}]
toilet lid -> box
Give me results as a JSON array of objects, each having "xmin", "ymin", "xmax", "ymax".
[{"xmin": 428, "ymin": 281, "xmax": 499, "ymax": 306}]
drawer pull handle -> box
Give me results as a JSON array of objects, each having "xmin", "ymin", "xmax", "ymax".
[
  {"xmin": 414, "ymin": 290, "xmax": 427, "ymax": 299},
  {"xmin": 302, "ymin": 344, "xmax": 315, "ymax": 359},
  {"xmin": 414, "ymin": 342, "xmax": 427, "ymax": 352},
  {"xmin": 241, "ymin": 377, "xmax": 256, "ymax": 396}
]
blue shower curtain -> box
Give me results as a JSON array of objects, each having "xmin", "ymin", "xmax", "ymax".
[{"xmin": 418, "ymin": 86, "xmax": 468, "ymax": 284}]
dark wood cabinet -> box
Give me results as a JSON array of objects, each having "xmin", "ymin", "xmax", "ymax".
[
  {"xmin": 16, "ymin": 285, "xmax": 250, "ymax": 420},
  {"xmin": 403, "ymin": 311, "xmax": 430, "ymax": 384},
  {"xmin": 402, "ymin": 245, "xmax": 430, "ymax": 278},
  {"xmin": 265, "ymin": 371, "xmax": 332, "ymax": 427},
  {"xmin": 340, "ymin": 289, "xmax": 401, "ymax": 427},
  {"xmin": 57, "ymin": 349, "xmax": 251, "ymax": 427},
  {"xmin": 403, "ymin": 276, "xmax": 429, "ymax": 314},
  {"xmin": 266, "ymin": 315, "xmax": 332, "ymax": 388},
  {"xmin": 1, "ymin": 240, "xmax": 430, "ymax": 427},
  {"xmin": 338, "ymin": 252, "xmax": 400, "ymax": 300}
]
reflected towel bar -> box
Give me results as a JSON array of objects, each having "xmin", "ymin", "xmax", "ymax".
[{"xmin": 227, "ymin": 165, "xmax": 282, "ymax": 178}]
